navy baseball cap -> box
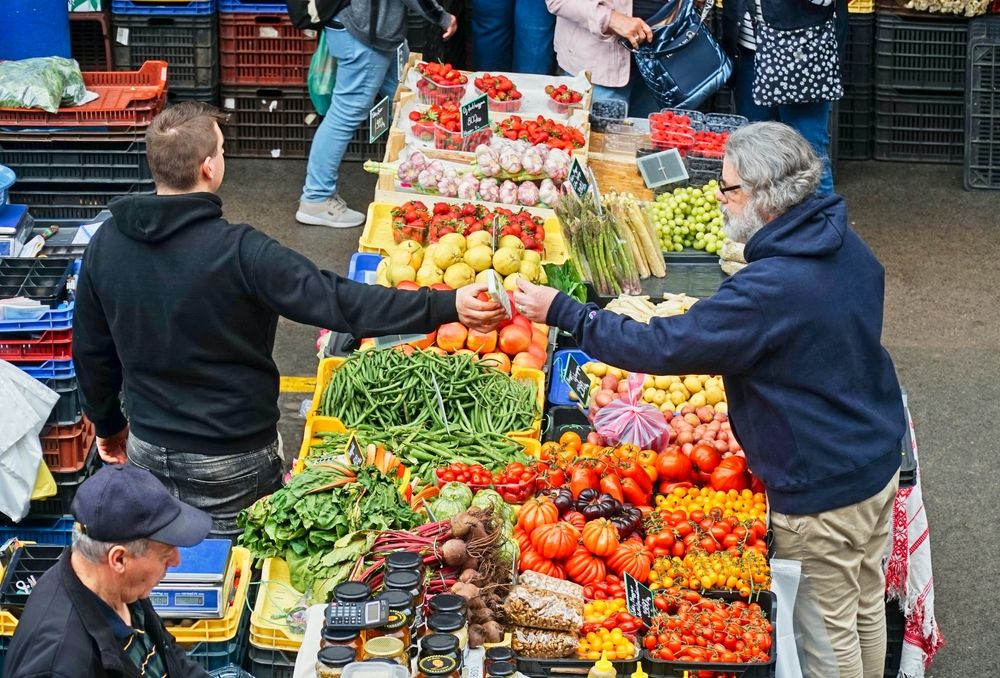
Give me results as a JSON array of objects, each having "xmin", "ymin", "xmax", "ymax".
[{"xmin": 72, "ymin": 465, "xmax": 212, "ymax": 547}]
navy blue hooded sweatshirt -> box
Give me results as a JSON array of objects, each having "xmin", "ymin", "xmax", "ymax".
[{"xmin": 548, "ymin": 194, "xmax": 905, "ymax": 515}]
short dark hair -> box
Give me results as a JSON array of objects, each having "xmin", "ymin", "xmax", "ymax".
[{"xmin": 145, "ymin": 102, "xmax": 229, "ymax": 191}]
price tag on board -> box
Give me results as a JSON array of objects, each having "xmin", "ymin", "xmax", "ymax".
[
  {"xmin": 461, "ymin": 94, "xmax": 489, "ymax": 136},
  {"xmin": 568, "ymin": 158, "xmax": 590, "ymax": 198},
  {"xmin": 369, "ymin": 95, "xmax": 390, "ymax": 144},
  {"xmin": 623, "ymin": 572, "xmax": 655, "ymax": 624},
  {"xmin": 486, "ymin": 269, "xmax": 512, "ymax": 319},
  {"xmin": 563, "ymin": 353, "xmax": 591, "ymax": 405},
  {"xmin": 344, "ymin": 433, "xmax": 364, "ymax": 465}
]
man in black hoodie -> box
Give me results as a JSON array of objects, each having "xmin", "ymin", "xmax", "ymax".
[{"xmin": 72, "ymin": 102, "xmax": 505, "ymax": 538}]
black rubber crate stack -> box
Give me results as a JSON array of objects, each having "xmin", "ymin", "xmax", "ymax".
[
  {"xmin": 838, "ymin": 15, "xmax": 876, "ymax": 159},
  {"xmin": 873, "ymin": 12, "xmax": 968, "ymax": 163},
  {"xmin": 965, "ymin": 16, "xmax": 1000, "ymax": 189},
  {"xmin": 111, "ymin": 13, "xmax": 220, "ymax": 104},
  {"xmin": 70, "ymin": 11, "xmax": 113, "ymax": 71}
]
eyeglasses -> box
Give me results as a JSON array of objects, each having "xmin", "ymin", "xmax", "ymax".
[{"xmin": 718, "ymin": 178, "xmax": 742, "ymax": 194}]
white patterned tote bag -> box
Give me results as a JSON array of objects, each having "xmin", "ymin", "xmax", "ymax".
[{"xmin": 752, "ymin": 19, "xmax": 844, "ymax": 107}]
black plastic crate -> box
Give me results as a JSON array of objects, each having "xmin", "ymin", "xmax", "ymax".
[
  {"xmin": 586, "ymin": 252, "xmax": 727, "ymax": 305},
  {"xmin": 518, "ymin": 655, "xmax": 640, "ymax": 678},
  {"xmin": 70, "ymin": 11, "xmax": 112, "ymax": 71},
  {"xmin": 246, "ymin": 645, "xmax": 296, "ymax": 678},
  {"xmin": 875, "ymin": 14, "xmax": 968, "ymax": 92},
  {"xmin": 167, "ymin": 85, "xmax": 221, "ymax": 106},
  {"xmin": 0, "ymin": 544, "xmax": 65, "ymax": 609},
  {"xmin": 964, "ymin": 17, "xmax": 1000, "ymax": 189},
  {"xmin": 8, "ymin": 182, "xmax": 155, "ymax": 221},
  {"xmin": 0, "ymin": 258, "xmax": 74, "ymax": 306},
  {"xmin": 874, "ymin": 89, "xmax": 964, "ymax": 164},
  {"xmin": 543, "ymin": 405, "xmax": 591, "ymax": 442},
  {"xmin": 843, "ymin": 14, "xmax": 875, "ymax": 87},
  {"xmin": 0, "ymin": 140, "xmax": 151, "ymax": 184},
  {"xmin": 220, "ymin": 85, "xmax": 318, "ymax": 159},
  {"xmin": 837, "ymin": 87, "xmax": 875, "ymax": 160},
  {"xmin": 884, "ymin": 597, "xmax": 905, "ymax": 678},
  {"xmin": 344, "ymin": 120, "xmax": 388, "ymax": 162},
  {"xmin": 43, "ymin": 377, "xmax": 83, "ymax": 426},
  {"xmin": 112, "ymin": 14, "xmax": 219, "ymax": 90}
]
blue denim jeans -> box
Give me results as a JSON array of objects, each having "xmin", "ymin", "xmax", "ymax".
[
  {"xmin": 733, "ymin": 48, "xmax": 835, "ymax": 194},
  {"xmin": 301, "ymin": 25, "xmax": 405, "ymax": 202},
  {"xmin": 127, "ymin": 434, "xmax": 285, "ymax": 539},
  {"xmin": 470, "ymin": 0, "xmax": 555, "ymax": 74}
]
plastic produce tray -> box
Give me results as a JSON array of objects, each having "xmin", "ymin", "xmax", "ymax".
[
  {"xmin": 0, "ymin": 61, "xmax": 167, "ymax": 129},
  {"xmin": 0, "ymin": 517, "xmax": 75, "ymax": 547},
  {"xmin": 111, "ymin": 0, "xmax": 216, "ymax": 14},
  {"xmin": 0, "ymin": 140, "xmax": 151, "ymax": 184},
  {"xmin": 248, "ymin": 557, "xmax": 304, "ymax": 652},
  {"xmin": 884, "ymin": 597, "xmax": 905, "ymax": 677},
  {"xmin": 185, "ymin": 606, "xmax": 250, "ymax": 672},
  {"xmin": 0, "ymin": 329, "xmax": 73, "ymax": 362},
  {"xmin": 874, "ymin": 14, "xmax": 968, "ymax": 93},
  {"xmin": 0, "ymin": 258, "xmax": 74, "ymax": 306},
  {"xmin": 247, "ymin": 645, "xmax": 297, "ymax": 678},
  {"xmin": 16, "ymin": 360, "xmax": 76, "ymax": 380},
  {"xmin": 586, "ymin": 252, "xmax": 726, "ymax": 306},
  {"xmin": 347, "ymin": 251, "xmax": 382, "ymax": 284},
  {"xmin": 162, "ymin": 547, "xmax": 252, "ymax": 644},
  {"xmin": 43, "ymin": 376, "xmax": 83, "ymax": 426},
  {"xmin": 0, "ymin": 544, "xmax": 65, "ymax": 609},
  {"xmin": 517, "ymin": 655, "xmax": 640, "ymax": 678},
  {"xmin": 112, "ymin": 14, "xmax": 219, "ymax": 91},
  {"xmin": 843, "ymin": 14, "xmax": 875, "ymax": 87},
  {"xmin": 70, "ymin": 11, "xmax": 113, "ymax": 71},
  {"xmin": 9, "ymin": 182, "xmax": 155, "ymax": 221},
  {"xmin": 543, "ymin": 405, "xmax": 591, "ymax": 443},
  {"xmin": 873, "ymin": 89, "xmax": 964, "ymax": 164},
  {"xmin": 837, "ymin": 88, "xmax": 875, "ymax": 161},
  {"xmin": 219, "ymin": 13, "xmax": 318, "ymax": 86},
  {"xmin": 548, "ymin": 349, "xmax": 593, "ymax": 408},
  {"xmin": 41, "ymin": 417, "xmax": 96, "ymax": 473},
  {"xmin": 219, "ymin": 0, "xmax": 287, "ymax": 9},
  {"xmin": 27, "ymin": 444, "xmax": 103, "ymax": 517}
]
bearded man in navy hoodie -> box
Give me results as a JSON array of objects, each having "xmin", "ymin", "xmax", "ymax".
[{"xmin": 516, "ymin": 122, "xmax": 905, "ymax": 678}]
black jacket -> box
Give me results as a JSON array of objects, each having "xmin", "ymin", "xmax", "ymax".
[
  {"xmin": 4, "ymin": 551, "xmax": 210, "ymax": 678},
  {"xmin": 73, "ymin": 193, "xmax": 458, "ymax": 453}
]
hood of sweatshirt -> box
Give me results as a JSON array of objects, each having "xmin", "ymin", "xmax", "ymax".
[
  {"xmin": 109, "ymin": 193, "xmax": 223, "ymax": 243},
  {"xmin": 743, "ymin": 193, "xmax": 846, "ymax": 262}
]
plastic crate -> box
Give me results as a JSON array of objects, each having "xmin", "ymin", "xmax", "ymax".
[
  {"xmin": 16, "ymin": 360, "xmax": 76, "ymax": 380},
  {"xmin": 344, "ymin": 120, "xmax": 388, "ymax": 162},
  {"xmin": 41, "ymin": 417, "xmax": 96, "ymax": 473},
  {"xmin": 517, "ymin": 654, "xmax": 640, "ymax": 678},
  {"xmin": 848, "ymin": 0, "xmax": 874, "ymax": 12},
  {"xmin": 0, "ymin": 517, "xmax": 75, "ymax": 547},
  {"xmin": 0, "ymin": 544, "xmax": 65, "ymax": 610},
  {"xmin": 220, "ymin": 85, "xmax": 318, "ymax": 159},
  {"xmin": 219, "ymin": 13, "xmax": 318, "ymax": 86},
  {"xmin": 0, "ymin": 258, "xmax": 74, "ymax": 306},
  {"xmin": 548, "ymin": 349, "xmax": 593, "ymax": 408},
  {"xmin": 0, "ymin": 61, "xmax": 167, "ymax": 129},
  {"xmin": 874, "ymin": 89, "xmax": 964, "ymax": 164},
  {"xmin": 161, "ymin": 547, "xmax": 253, "ymax": 644},
  {"xmin": 184, "ymin": 606, "xmax": 250, "ymax": 672},
  {"xmin": 0, "ymin": 329, "xmax": 73, "ymax": 362},
  {"xmin": 837, "ymin": 88, "xmax": 875, "ymax": 160},
  {"xmin": 219, "ymin": 0, "xmax": 287, "ymax": 9},
  {"xmin": 111, "ymin": 0, "xmax": 216, "ymax": 15},
  {"xmin": 9, "ymin": 182, "xmax": 155, "ymax": 221},
  {"xmin": 247, "ymin": 645, "xmax": 297, "ymax": 678},
  {"xmin": 875, "ymin": 14, "xmax": 968, "ymax": 92},
  {"xmin": 585, "ymin": 252, "xmax": 726, "ymax": 306},
  {"xmin": 69, "ymin": 11, "xmax": 112, "ymax": 71},
  {"xmin": 0, "ymin": 139, "xmax": 150, "ymax": 185},
  {"xmin": 543, "ymin": 405, "xmax": 591, "ymax": 442},
  {"xmin": 843, "ymin": 14, "xmax": 875, "ymax": 87},
  {"xmin": 964, "ymin": 17, "xmax": 1000, "ymax": 189},
  {"xmin": 42, "ymin": 376, "xmax": 83, "ymax": 426},
  {"xmin": 166, "ymin": 85, "xmax": 221, "ymax": 105},
  {"xmin": 112, "ymin": 15, "xmax": 218, "ymax": 91},
  {"xmin": 0, "ymin": 165, "xmax": 13, "ymax": 204},
  {"xmin": 248, "ymin": 557, "xmax": 305, "ymax": 652},
  {"xmin": 347, "ymin": 251, "xmax": 382, "ymax": 284}
]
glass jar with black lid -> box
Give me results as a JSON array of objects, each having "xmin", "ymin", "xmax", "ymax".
[
  {"xmin": 383, "ymin": 570, "xmax": 424, "ymax": 607},
  {"xmin": 334, "ymin": 582, "xmax": 372, "ymax": 603},
  {"xmin": 486, "ymin": 661, "xmax": 517, "ymax": 678},
  {"xmin": 484, "ymin": 647, "xmax": 515, "ymax": 673},
  {"xmin": 321, "ymin": 628, "xmax": 363, "ymax": 654},
  {"xmin": 428, "ymin": 594, "xmax": 467, "ymax": 619},
  {"xmin": 427, "ymin": 612, "xmax": 468, "ymax": 651},
  {"xmin": 316, "ymin": 646, "xmax": 357, "ymax": 678},
  {"xmin": 386, "ymin": 551, "xmax": 425, "ymax": 578},
  {"xmin": 419, "ymin": 632, "xmax": 462, "ymax": 668},
  {"xmin": 365, "ymin": 590, "xmax": 413, "ymax": 646},
  {"xmin": 417, "ymin": 654, "xmax": 460, "ymax": 678}
]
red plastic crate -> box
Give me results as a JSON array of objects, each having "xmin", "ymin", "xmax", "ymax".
[
  {"xmin": 219, "ymin": 13, "xmax": 318, "ymax": 85},
  {"xmin": 41, "ymin": 417, "xmax": 96, "ymax": 473},
  {"xmin": 0, "ymin": 329, "xmax": 73, "ymax": 362},
  {"xmin": 0, "ymin": 61, "xmax": 167, "ymax": 128}
]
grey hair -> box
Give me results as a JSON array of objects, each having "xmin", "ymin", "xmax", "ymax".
[
  {"xmin": 724, "ymin": 122, "xmax": 822, "ymax": 219},
  {"xmin": 72, "ymin": 523, "xmax": 151, "ymax": 563}
]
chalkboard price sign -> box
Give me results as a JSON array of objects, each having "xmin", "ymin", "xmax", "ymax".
[
  {"xmin": 563, "ymin": 353, "xmax": 591, "ymax": 405},
  {"xmin": 623, "ymin": 572, "xmax": 655, "ymax": 623},
  {"xmin": 345, "ymin": 433, "xmax": 363, "ymax": 466},
  {"xmin": 461, "ymin": 94, "xmax": 489, "ymax": 136},
  {"xmin": 369, "ymin": 95, "xmax": 390, "ymax": 144},
  {"xmin": 568, "ymin": 158, "xmax": 590, "ymax": 198}
]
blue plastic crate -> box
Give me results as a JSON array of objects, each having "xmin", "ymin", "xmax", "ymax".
[
  {"xmin": 0, "ymin": 165, "xmax": 14, "ymax": 204},
  {"xmin": 0, "ymin": 302, "xmax": 73, "ymax": 331},
  {"xmin": 347, "ymin": 251, "xmax": 382, "ymax": 285},
  {"xmin": 110, "ymin": 0, "xmax": 216, "ymax": 15},
  {"xmin": 0, "ymin": 516, "xmax": 75, "ymax": 546},
  {"xmin": 17, "ymin": 360, "xmax": 76, "ymax": 380},
  {"xmin": 548, "ymin": 349, "xmax": 593, "ymax": 407},
  {"xmin": 218, "ymin": 0, "xmax": 286, "ymax": 11}
]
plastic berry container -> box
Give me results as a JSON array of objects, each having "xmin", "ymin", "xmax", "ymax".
[
  {"xmin": 547, "ymin": 97, "xmax": 584, "ymax": 117},
  {"xmin": 410, "ymin": 119, "xmax": 436, "ymax": 142},
  {"xmin": 492, "ymin": 471, "xmax": 537, "ymax": 504},
  {"xmin": 475, "ymin": 86, "xmax": 523, "ymax": 113},
  {"xmin": 392, "ymin": 221, "xmax": 428, "ymax": 246},
  {"xmin": 433, "ymin": 123, "xmax": 493, "ymax": 153},
  {"xmin": 415, "ymin": 73, "xmax": 467, "ymax": 106},
  {"xmin": 649, "ymin": 130, "xmax": 696, "ymax": 156}
]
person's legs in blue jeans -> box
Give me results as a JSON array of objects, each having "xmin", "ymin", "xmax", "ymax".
[
  {"xmin": 470, "ymin": 0, "xmax": 514, "ymax": 71},
  {"xmin": 298, "ymin": 25, "xmax": 394, "ymax": 227},
  {"xmin": 778, "ymin": 101, "xmax": 835, "ymax": 194},
  {"xmin": 512, "ymin": 0, "xmax": 555, "ymax": 74}
]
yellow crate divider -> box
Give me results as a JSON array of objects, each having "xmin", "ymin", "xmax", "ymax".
[
  {"xmin": 358, "ymin": 198, "xmax": 569, "ymax": 265},
  {"xmin": 249, "ymin": 557, "xmax": 305, "ymax": 652},
  {"xmin": 848, "ymin": 0, "xmax": 874, "ymax": 12},
  {"xmin": 162, "ymin": 546, "xmax": 252, "ymax": 645}
]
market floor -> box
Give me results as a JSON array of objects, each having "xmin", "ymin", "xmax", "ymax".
[{"xmin": 218, "ymin": 157, "xmax": 1000, "ymax": 676}]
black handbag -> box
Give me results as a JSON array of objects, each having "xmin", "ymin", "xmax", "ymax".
[
  {"xmin": 751, "ymin": 16, "xmax": 844, "ymax": 107},
  {"xmin": 621, "ymin": 0, "xmax": 732, "ymax": 110}
]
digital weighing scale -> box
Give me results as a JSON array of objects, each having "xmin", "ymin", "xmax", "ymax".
[{"xmin": 150, "ymin": 539, "xmax": 233, "ymax": 619}]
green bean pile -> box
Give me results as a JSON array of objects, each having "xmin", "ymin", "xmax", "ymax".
[
  {"xmin": 306, "ymin": 426, "xmax": 530, "ymax": 484},
  {"xmin": 318, "ymin": 349, "xmax": 539, "ymax": 435}
]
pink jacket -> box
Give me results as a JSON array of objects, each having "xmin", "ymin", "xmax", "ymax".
[{"xmin": 546, "ymin": 0, "xmax": 632, "ymax": 88}]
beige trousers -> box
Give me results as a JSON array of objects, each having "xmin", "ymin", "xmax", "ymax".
[{"xmin": 771, "ymin": 473, "xmax": 899, "ymax": 678}]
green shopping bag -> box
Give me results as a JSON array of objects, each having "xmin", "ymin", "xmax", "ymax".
[{"xmin": 309, "ymin": 31, "xmax": 336, "ymax": 116}]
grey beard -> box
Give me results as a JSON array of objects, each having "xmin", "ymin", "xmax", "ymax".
[{"xmin": 722, "ymin": 204, "xmax": 766, "ymax": 243}]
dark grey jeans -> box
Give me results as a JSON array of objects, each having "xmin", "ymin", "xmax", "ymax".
[{"xmin": 126, "ymin": 434, "xmax": 284, "ymax": 539}]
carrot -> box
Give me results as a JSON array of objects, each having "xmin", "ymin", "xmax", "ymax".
[{"xmin": 410, "ymin": 485, "xmax": 439, "ymax": 509}]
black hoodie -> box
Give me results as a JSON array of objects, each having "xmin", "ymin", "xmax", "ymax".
[{"xmin": 73, "ymin": 193, "xmax": 458, "ymax": 454}]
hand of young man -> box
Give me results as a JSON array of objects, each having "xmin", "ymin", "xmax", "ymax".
[
  {"xmin": 443, "ymin": 14, "xmax": 458, "ymax": 40},
  {"xmin": 513, "ymin": 278, "xmax": 559, "ymax": 324},
  {"xmin": 456, "ymin": 283, "xmax": 506, "ymax": 332},
  {"xmin": 97, "ymin": 424, "xmax": 129, "ymax": 465}
]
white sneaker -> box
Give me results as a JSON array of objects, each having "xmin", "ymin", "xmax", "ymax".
[{"xmin": 296, "ymin": 196, "xmax": 365, "ymax": 228}]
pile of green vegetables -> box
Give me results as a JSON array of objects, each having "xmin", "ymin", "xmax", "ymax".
[
  {"xmin": 317, "ymin": 349, "xmax": 539, "ymax": 435},
  {"xmin": 237, "ymin": 464, "xmax": 421, "ymax": 596},
  {"xmin": 306, "ymin": 426, "xmax": 530, "ymax": 484}
]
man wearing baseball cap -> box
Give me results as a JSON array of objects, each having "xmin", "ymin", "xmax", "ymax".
[{"xmin": 5, "ymin": 465, "xmax": 214, "ymax": 677}]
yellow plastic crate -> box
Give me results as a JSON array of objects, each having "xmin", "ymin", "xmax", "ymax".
[
  {"xmin": 509, "ymin": 366, "xmax": 545, "ymax": 440},
  {"xmin": 249, "ymin": 557, "xmax": 305, "ymax": 652},
  {"xmin": 848, "ymin": 0, "xmax": 874, "ymax": 12},
  {"xmin": 162, "ymin": 546, "xmax": 252, "ymax": 644},
  {"xmin": 358, "ymin": 200, "xmax": 569, "ymax": 264}
]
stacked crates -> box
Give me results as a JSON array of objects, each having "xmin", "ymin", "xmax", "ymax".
[
  {"xmin": 111, "ymin": 0, "xmax": 220, "ymax": 104},
  {"xmin": 70, "ymin": 10, "xmax": 113, "ymax": 70},
  {"xmin": 873, "ymin": 11, "xmax": 969, "ymax": 163},
  {"xmin": 964, "ymin": 16, "xmax": 1000, "ymax": 189},
  {"xmin": 838, "ymin": 10, "xmax": 877, "ymax": 160}
]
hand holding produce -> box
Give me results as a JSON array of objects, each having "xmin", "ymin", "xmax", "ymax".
[{"xmin": 512, "ymin": 277, "xmax": 559, "ymax": 324}]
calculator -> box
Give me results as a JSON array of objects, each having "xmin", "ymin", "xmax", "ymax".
[{"xmin": 324, "ymin": 599, "xmax": 390, "ymax": 629}]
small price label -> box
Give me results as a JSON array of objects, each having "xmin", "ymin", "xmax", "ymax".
[
  {"xmin": 372, "ymin": 334, "xmax": 429, "ymax": 349},
  {"xmin": 568, "ymin": 158, "xmax": 590, "ymax": 198},
  {"xmin": 461, "ymin": 94, "xmax": 489, "ymax": 136},
  {"xmin": 623, "ymin": 572, "xmax": 655, "ymax": 624},
  {"xmin": 344, "ymin": 433, "xmax": 364, "ymax": 465},
  {"xmin": 486, "ymin": 269, "xmax": 512, "ymax": 319},
  {"xmin": 563, "ymin": 353, "xmax": 591, "ymax": 405},
  {"xmin": 369, "ymin": 95, "xmax": 390, "ymax": 144}
]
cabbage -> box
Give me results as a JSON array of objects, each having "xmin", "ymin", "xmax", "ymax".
[
  {"xmin": 497, "ymin": 536, "xmax": 520, "ymax": 569},
  {"xmin": 431, "ymin": 495, "xmax": 468, "ymax": 521},
  {"xmin": 439, "ymin": 481, "xmax": 474, "ymax": 508},
  {"xmin": 471, "ymin": 489, "xmax": 515, "ymax": 525}
]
